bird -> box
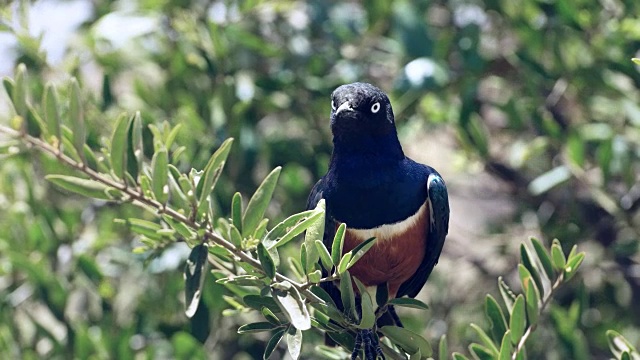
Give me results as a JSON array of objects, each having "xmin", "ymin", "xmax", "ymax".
[{"xmin": 306, "ymin": 82, "xmax": 450, "ymax": 360}]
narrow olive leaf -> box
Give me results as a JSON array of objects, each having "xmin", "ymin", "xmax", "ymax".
[
  {"xmin": 272, "ymin": 282, "xmax": 311, "ymax": 330},
  {"xmin": 531, "ymin": 237, "xmax": 555, "ymax": 281},
  {"xmin": 114, "ymin": 218, "xmax": 162, "ymax": 239},
  {"xmin": 525, "ymin": 275, "xmax": 540, "ymax": 325},
  {"xmin": 83, "ymin": 144, "xmax": 101, "ymax": 172},
  {"xmin": 243, "ymin": 167, "xmax": 282, "ymax": 237},
  {"xmin": 308, "ymin": 269, "xmax": 322, "ymax": 283},
  {"xmin": 69, "ymin": 78, "xmax": 86, "ymax": 162},
  {"xmin": 163, "ymin": 215, "xmax": 196, "ymax": 240},
  {"xmin": 498, "ymin": 277, "xmax": 516, "ymax": 311},
  {"xmin": 520, "ymin": 244, "xmax": 544, "ymax": 297},
  {"xmin": 551, "ymin": 239, "xmax": 565, "ymax": 271},
  {"xmin": 509, "ymin": 295, "xmax": 526, "ymax": 345},
  {"xmin": 45, "ymin": 175, "xmax": 113, "ymax": 200},
  {"xmin": 470, "ymin": 323, "xmax": 499, "ymax": 356},
  {"xmin": 564, "ymin": 252, "xmax": 585, "ymax": 281},
  {"xmin": 165, "ymin": 123, "xmax": 182, "ymax": 150},
  {"xmin": 263, "ymin": 328, "xmax": 286, "ymax": 360},
  {"xmin": 606, "ymin": 330, "xmax": 639, "ymax": 357},
  {"xmin": 257, "ymin": 243, "xmax": 276, "ymax": 280},
  {"xmin": 231, "ymin": 192, "xmax": 243, "ymax": 234},
  {"xmin": 452, "ymin": 352, "xmax": 470, "ymax": 360},
  {"xmin": 331, "ymin": 223, "xmax": 346, "ymax": 267},
  {"xmin": 253, "ymin": 218, "xmax": 270, "ymax": 240},
  {"xmin": 262, "ymin": 307, "xmax": 281, "ymax": 325},
  {"xmin": 304, "ymin": 200, "xmax": 325, "ymax": 273},
  {"xmin": 2, "ymin": 78, "xmax": 16, "ymax": 114},
  {"xmin": 263, "ymin": 210, "xmax": 314, "ymax": 243},
  {"xmin": 151, "ymin": 147, "xmax": 169, "ymax": 204},
  {"xmin": 469, "ymin": 344, "xmax": 495, "ymax": 360},
  {"xmin": 270, "ymin": 210, "xmax": 323, "ymax": 249},
  {"xmin": 196, "ymin": 138, "xmax": 234, "ymax": 213},
  {"xmin": 518, "ymin": 264, "xmax": 533, "ymax": 292},
  {"xmin": 243, "ymin": 295, "xmax": 281, "ymax": 314},
  {"xmin": 340, "ymin": 271, "xmax": 357, "ymax": 320},
  {"xmin": 485, "ymin": 294, "xmax": 508, "ymax": 342},
  {"xmin": 184, "ymin": 244, "xmax": 209, "ymax": 318},
  {"xmin": 309, "ymin": 286, "xmax": 337, "ymax": 308},
  {"xmin": 130, "ymin": 111, "xmax": 143, "ymax": 178},
  {"xmin": 110, "ymin": 113, "xmax": 130, "ymax": 180},
  {"xmin": 632, "ymin": 58, "xmax": 640, "ymax": 65},
  {"xmin": 438, "ymin": 334, "xmax": 448, "ymax": 360},
  {"xmin": 409, "ymin": 349, "xmax": 422, "ymax": 360},
  {"xmin": 43, "ymin": 83, "xmax": 61, "ymax": 145},
  {"xmin": 388, "ymin": 297, "xmax": 429, "ymax": 310},
  {"xmin": 13, "ymin": 64, "xmax": 27, "ymax": 117},
  {"xmin": 286, "ymin": 326, "xmax": 303, "ymax": 360},
  {"xmin": 498, "ymin": 330, "xmax": 512, "ymax": 360},
  {"xmin": 315, "ymin": 240, "xmax": 333, "ymax": 271},
  {"xmin": 237, "ymin": 322, "xmax": 277, "ymax": 334},
  {"xmin": 26, "ymin": 104, "xmax": 45, "ymax": 137},
  {"xmin": 379, "ymin": 326, "xmax": 432, "ymax": 357},
  {"xmin": 216, "ymin": 274, "xmax": 264, "ymax": 287},
  {"xmin": 299, "ymin": 243, "xmax": 308, "ymax": 276},
  {"xmin": 353, "ymin": 278, "xmax": 375, "ymax": 329},
  {"xmin": 347, "ymin": 237, "xmax": 377, "ymax": 266}
]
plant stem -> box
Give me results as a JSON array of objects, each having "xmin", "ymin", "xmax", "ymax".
[{"xmin": 0, "ymin": 124, "xmax": 325, "ymax": 305}]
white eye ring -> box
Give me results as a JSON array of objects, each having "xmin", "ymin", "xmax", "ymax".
[
  {"xmin": 371, "ymin": 102, "xmax": 381, "ymax": 113},
  {"xmin": 331, "ymin": 100, "xmax": 336, "ymax": 110}
]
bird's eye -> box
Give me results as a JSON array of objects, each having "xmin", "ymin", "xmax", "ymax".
[
  {"xmin": 371, "ymin": 102, "xmax": 381, "ymax": 113},
  {"xmin": 331, "ymin": 100, "xmax": 336, "ymax": 111}
]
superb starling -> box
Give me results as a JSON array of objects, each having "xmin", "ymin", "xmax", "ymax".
[{"xmin": 307, "ymin": 82, "xmax": 450, "ymax": 360}]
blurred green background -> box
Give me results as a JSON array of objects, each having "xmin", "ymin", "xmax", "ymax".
[{"xmin": 1, "ymin": 0, "xmax": 639, "ymax": 359}]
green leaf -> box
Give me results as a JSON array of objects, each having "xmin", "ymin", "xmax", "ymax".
[
  {"xmin": 531, "ymin": 237, "xmax": 555, "ymax": 281},
  {"xmin": 69, "ymin": 77, "xmax": 86, "ymax": 162},
  {"xmin": 353, "ymin": 278, "xmax": 375, "ymax": 329},
  {"xmin": 339, "ymin": 271, "xmax": 356, "ymax": 320},
  {"xmin": 439, "ymin": 335, "xmax": 448, "ymax": 360},
  {"xmin": 520, "ymin": 244, "xmax": 544, "ymax": 297},
  {"xmin": 237, "ymin": 322, "xmax": 278, "ymax": 334},
  {"xmin": 452, "ymin": 353, "xmax": 470, "ymax": 360},
  {"xmin": 498, "ymin": 277, "xmax": 516, "ymax": 311},
  {"xmin": 263, "ymin": 328, "xmax": 285, "ymax": 360},
  {"xmin": 338, "ymin": 237, "xmax": 377, "ymax": 274},
  {"xmin": 379, "ymin": 326, "xmax": 432, "ymax": 357},
  {"xmin": 13, "ymin": 64, "xmax": 27, "ymax": 117},
  {"xmin": 286, "ymin": 326, "xmax": 303, "ymax": 360},
  {"xmin": 217, "ymin": 274, "xmax": 264, "ymax": 287},
  {"xmin": 485, "ymin": 294, "xmax": 508, "ymax": 343},
  {"xmin": 509, "ymin": 295, "xmax": 526, "ymax": 345},
  {"xmin": 498, "ymin": 330, "xmax": 512, "ymax": 360},
  {"xmin": 2, "ymin": 77, "xmax": 18, "ymax": 116},
  {"xmin": 231, "ymin": 192, "xmax": 243, "ymax": 234},
  {"xmin": 243, "ymin": 294, "xmax": 281, "ymax": 314},
  {"xmin": 257, "ymin": 243, "xmax": 276, "ymax": 280},
  {"xmin": 388, "ymin": 297, "xmax": 429, "ymax": 310},
  {"xmin": 45, "ymin": 175, "xmax": 114, "ymax": 200},
  {"xmin": 196, "ymin": 138, "xmax": 233, "ymax": 218},
  {"xmin": 632, "ymin": 58, "xmax": 640, "ymax": 65},
  {"xmin": 331, "ymin": 223, "xmax": 346, "ymax": 266},
  {"xmin": 299, "ymin": 242, "xmax": 307, "ymax": 275},
  {"xmin": 607, "ymin": 330, "xmax": 639, "ymax": 359},
  {"xmin": 43, "ymin": 83, "xmax": 61, "ymax": 145},
  {"xmin": 564, "ymin": 252, "xmax": 585, "ymax": 281},
  {"xmin": 253, "ymin": 218, "xmax": 270, "ymax": 240},
  {"xmin": 376, "ymin": 283, "xmax": 389, "ymax": 307},
  {"xmin": 308, "ymin": 269, "xmax": 322, "ymax": 283},
  {"xmin": 130, "ymin": 111, "xmax": 143, "ymax": 179},
  {"xmin": 551, "ymin": 239, "xmax": 566, "ymax": 271},
  {"xmin": 262, "ymin": 307, "xmax": 281, "ymax": 325},
  {"xmin": 243, "ymin": 167, "xmax": 281, "ymax": 237},
  {"xmin": 151, "ymin": 147, "xmax": 169, "ymax": 204},
  {"xmin": 184, "ymin": 244, "xmax": 209, "ymax": 318},
  {"xmin": 110, "ymin": 113, "xmax": 130, "ymax": 180},
  {"xmin": 470, "ymin": 323, "xmax": 499, "ymax": 356},
  {"xmin": 525, "ymin": 274, "xmax": 540, "ymax": 325},
  {"xmin": 115, "ymin": 218, "xmax": 162, "ymax": 239},
  {"xmin": 272, "ymin": 281, "xmax": 311, "ymax": 330},
  {"xmin": 304, "ymin": 199, "xmax": 325, "ymax": 273},
  {"xmin": 264, "ymin": 210, "xmax": 314, "ymax": 243},
  {"xmin": 469, "ymin": 343, "xmax": 496, "ymax": 360},
  {"xmin": 269, "ymin": 210, "xmax": 324, "ymax": 249},
  {"xmin": 315, "ymin": 240, "xmax": 333, "ymax": 271}
]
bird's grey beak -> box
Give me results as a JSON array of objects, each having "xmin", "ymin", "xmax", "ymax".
[{"xmin": 335, "ymin": 101, "xmax": 353, "ymax": 115}]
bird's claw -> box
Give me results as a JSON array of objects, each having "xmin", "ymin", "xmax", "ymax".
[{"xmin": 351, "ymin": 329, "xmax": 385, "ymax": 360}]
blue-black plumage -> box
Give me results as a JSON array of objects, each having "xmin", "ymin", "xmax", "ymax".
[{"xmin": 307, "ymin": 82, "xmax": 450, "ymax": 359}]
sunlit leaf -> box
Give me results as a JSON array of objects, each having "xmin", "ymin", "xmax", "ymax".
[
  {"xmin": 184, "ymin": 243, "xmax": 209, "ymax": 318},
  {"xmin": 551, "ymin": 240, "xmax": 566, "ymax": 271},
  {"xmin": 470, "ymin": 323, "xmax": 499, "ymax": 356},
  {"xmin": 388, "ymin": 297, "xmax": 429, "ymax": 310},
  {"xmin": 564, "ymin": 252, "xmax": 585, "ymax": 281},
  {"xmin": 231, "ymin": 192, "xmax": 243, "ymax": 234},
  {"xmin": 439, "ymin": 335, "xmax": 448, "ymax": 360},
  {"xmin": 353, "ymin": 278, "xmax": 375, "ymax": 329},
  {"xmin": 315, "ymin": 240, "xmax": 333, "ymax": 271},
  {"xmin": 498, "ymin": 277, "xmax": 516, "ymax": 311},
  {"xmin": 196, "ymin": 138, "xmax": 233, "ymax": 218},
  {"xmin": 525, "ymin": 275, "xmax": 540, "ymax": 325},
  {"xmin": 339, "ymin": 271, "xmax": 356, "ymax": 320},
  {"xmin": 485, "ymin": 294, "xmax": 508, "ymax": 343},
  {"xmin": 498, "ymin": 330, "xmax": 512, "ymax": 360},
  {"xmin": 331, "ymin": 223, "xmax": 346, "ymax": 266},
  {"xmin": 272, "ymin": 281, "xmax": 311, "ymax": 330},
  {"xmin": 43, "ymin": 83, "xmax": 61, "ymax": 145},
  {"xmin": 469, "ymin": 343, "xmax": 496, "ymax": 360},
  {"xmin": 531, "ymin": 237, "xmax": 555, "ymax": 281},
  {"xmin": 304, "ymin": 199, "xmax": 325, "ymax": 273},
  {"xmin": 243, "ymin": 167, "xmax": 281, "ymax": 237},
  {"xmin": 269, "ymin": 210, "xmax": 323, "ymax": 249},
  {"xmin": 151, "ymin": 147, "xmax": 169, "ymax": 204},
  {"xmin": 110, "ymin": 113, "xmax": 130, "ymax": 180},
  {"xmin": 338, "ymin": 237, "xmax": 376, "ymax": 274},
  {"xmin": 69, "ymin": 77, "xmax": 86, "ymax": 162},
  {"xmin": 262, "ymin": 307, "xmax": 281, "ymax": 325},
  {"xmin": 257, "ymin": 243, "xmax": 276, "ymax": 280},
  {"xmin": 520, "ymin": 244, "xmax": 544, "ymax": 297},
  {"xmin": 237, "ymin": 322, "xmax": 278, "ymax": 334},
  {"xmin": 286, "ymin": 326, "xmax": 303, "ymax": 360}
]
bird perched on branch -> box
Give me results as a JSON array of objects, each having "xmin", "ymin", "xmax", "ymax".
[{"xmin": 307, "ymin": 82, "xmax": 449, "ymax": 360}]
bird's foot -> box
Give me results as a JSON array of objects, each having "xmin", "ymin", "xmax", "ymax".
[{"xmin": 351, "ymin": 329, "xmax": 385, "ymax": 360}]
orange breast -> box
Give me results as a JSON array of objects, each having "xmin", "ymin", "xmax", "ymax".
[{"xmin": 340, "ymin": 204, "xmax": 429, "ymax": 297}]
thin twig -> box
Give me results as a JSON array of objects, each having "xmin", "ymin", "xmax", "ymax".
[{"xmin": 0, "ymin": 124, "xmax": 326, "ymax": 305}]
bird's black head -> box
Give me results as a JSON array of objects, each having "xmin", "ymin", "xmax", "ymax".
[{"xmin": 330, "ymin": 82, "xmax": 395, "ymax": 138}]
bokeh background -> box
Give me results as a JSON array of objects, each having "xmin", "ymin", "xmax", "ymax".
[{"xmin": 1, "ymin": 0, "xmax": 640, "ymax": 359}]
